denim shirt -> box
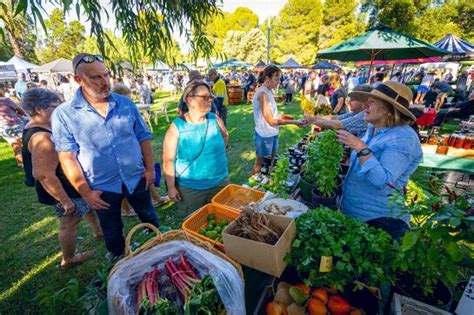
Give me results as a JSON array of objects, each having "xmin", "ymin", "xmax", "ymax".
[
  {"xmin": 341, "ymin": 124, "xmax": 422, "ymax": 223},
  {"xmin": 51, "ymin": 89, "xmax": 153, "ymax": 194}
]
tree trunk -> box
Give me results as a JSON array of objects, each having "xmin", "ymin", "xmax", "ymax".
[{"xmin": 5, "ymin": 26, "xmax": 22, "ymax": 58}]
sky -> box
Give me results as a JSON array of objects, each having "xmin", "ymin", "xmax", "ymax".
[{"xmin": 40, "ymin": 0, "xmax": 288, "ymax": 51}]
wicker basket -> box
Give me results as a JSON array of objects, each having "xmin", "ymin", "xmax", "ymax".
[
  {"xmin": 109, "ymin": 223, "xmax": 243, "ymax": 280},
  {"xmin": 182, "ymin": 204, "xmax": 240, "ymax": 251},
  {"xmin": 212, "ymin": 184, "xmax": 265, "ymax": 211}
]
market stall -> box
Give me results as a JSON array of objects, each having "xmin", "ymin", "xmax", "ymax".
[
  {"xmin": 434, "ymin": 34, "xmax": 474, "ymax": 62},
  {"xmin": 107, "ymin": 127, "xmax": 473, "ymax": 315},
  {"xmin": 317, "ymin": 26, "xmax": 450, "ymax": 82}
]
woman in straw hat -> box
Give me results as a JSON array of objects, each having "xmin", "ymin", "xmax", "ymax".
[{"xmin": 336, "ymin": 81, "xmax": 422, "ymax": 241}]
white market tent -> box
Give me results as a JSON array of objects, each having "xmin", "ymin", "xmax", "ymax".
[
  {"xmin": 33, "ymin": 58, "xmax": 73, "ymax": 89},
  {"xmin": 6, "ymin": 55, "xmax": 38, "ymax": 73},
  {"xmin": 34, "ymin": 58, "xmax": 73, "ymax": 73},
  {"xmin": 144, "ymin": 61, "xmax": 170, "ymax": 71}
]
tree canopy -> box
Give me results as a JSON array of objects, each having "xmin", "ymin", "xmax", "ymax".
[
  {"xmin": 37, "ymin": 8, "xmax": 85, "ymax": 63},
  {"xmin": 318, "ymin": 0, "xmax": 366, "ymax": 51},
  {"xmin": 0, "ymin": 0, "xmax": 38, "ymax": 62},
  {"xmin": 269, "ymin": 0, "xmax": 323, "ymax": 65},
  {"xmin": 361, "ymin": 0, "xmax": 473, "ymax": 42},
  {"xmin": 222, "ymin": 28, "xmax": 266, "ymax": 64},
  {"xmin": 205, "ymin": 7, "xmax": 259, "ymax": 53},
  {"xmin": 14, "ymin": 0, "xmax": 222, "ymax": 65}
]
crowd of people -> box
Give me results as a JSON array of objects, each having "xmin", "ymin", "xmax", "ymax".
[{"xmin": 1, "ymin": 51, "xmax": 473, "ymax": 268}]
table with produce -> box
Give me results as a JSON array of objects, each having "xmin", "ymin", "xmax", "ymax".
[
  {"xmin": 418, "ymin": 121, "xmax": 474, "ymax": 173},
  {"xmin": 107, "ymin": 129, "xmax": 473, "ymax": 315}
]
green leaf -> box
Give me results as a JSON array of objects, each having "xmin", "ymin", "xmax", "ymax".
[
  {"xmin": 449, "ymin": 217, "xmax": 461, "ymax": 227},
  {"xmin": 427, "ymin": 246, "xmax": 438, "ymax": 264},
  {"xmin": 446, "ymin": 242, "xmax": 463, "ymax": 262},
  {"xmin": 447, "ymin": 269, "xmax": 459, "ymax": 286},
  {"xmin": 14, "ymin": 0, "xmax": 27, "ymax": 16},
  {"xmin": 401, "ymin": 231, "xmax": 419, "ymax": 251}
]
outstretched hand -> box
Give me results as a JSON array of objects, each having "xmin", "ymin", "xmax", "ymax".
[{"xmin": 336, "ymin": 130, "xmax": 367, "ymax": 152}]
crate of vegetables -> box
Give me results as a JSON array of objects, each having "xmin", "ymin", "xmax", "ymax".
[
  {"xmin": 182, "ymin": 203, "xmax": 239, "ymax": 251},
  {"xmin": 212, "ymin": 184, "xmax": 266, "ymax": 211}
]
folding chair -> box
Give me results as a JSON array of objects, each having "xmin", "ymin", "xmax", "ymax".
[{"xmin": 152, "ymin": 101, "xmax": 170, "ymax": 125}]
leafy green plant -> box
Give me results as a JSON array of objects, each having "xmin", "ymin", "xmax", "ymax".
[
  {"xmin": 34, "ymin": 260, "xmax": 114, "ymax": 315},
  {"xmin": 35, "ymin": 278, "xmax": 84, "ymax": 314},
  {"xmin": 184, "ymin": 275, "xmax": 224, "ymax": 315},
  {"xmin": 389, "ymin": 185, "xmax": 474, "ymax": 300},
  {"xmin": 302, "ymin": 130, "xmax": 343, "ymax": 197},
  {"xmin": 285, "ymin": 207, "xmax": 399, "ymax": 292},
  {"xmin": 270, "ymin": 155, "xmax": 290, "ymax": 198}
]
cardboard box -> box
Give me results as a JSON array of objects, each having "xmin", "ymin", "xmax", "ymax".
[{"xmin": 222, "ymin": 214, "xmax": 296, "ymax": 277}]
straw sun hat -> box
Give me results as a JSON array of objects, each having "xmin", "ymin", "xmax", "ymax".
[{"xmin": 349, "ymin": 81, "xmax": 416, "ymax": 121}]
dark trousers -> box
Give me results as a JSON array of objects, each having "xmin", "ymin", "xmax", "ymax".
[
  {"xmin": 285, "ymin": 93, "xmax": 293, "ymax": 103},
  {"xmin": 367, "ymin": 217, "xmax": 408, "ymax": 243},
  {"xmin": 95, "ymin": 178, "xmax": 160, "ymax": 256}
]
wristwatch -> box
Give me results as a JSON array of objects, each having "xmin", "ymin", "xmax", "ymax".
[{"xmin": 356, "ymin": 148, "xmax": 372, "ymax": 157}]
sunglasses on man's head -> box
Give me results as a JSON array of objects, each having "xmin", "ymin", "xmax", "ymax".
[{"xmin": 74, "ymin": 55, "xmax": 104, "ymax": 73}]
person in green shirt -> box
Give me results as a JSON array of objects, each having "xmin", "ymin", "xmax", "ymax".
[{"xmin": 209, "ymin": 69, "xmax": 228, "ymax": 126}]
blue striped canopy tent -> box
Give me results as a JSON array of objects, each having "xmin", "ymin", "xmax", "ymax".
[{"xmin": 434, "ymin": 34, "xmax": 474, "ymax": 61}]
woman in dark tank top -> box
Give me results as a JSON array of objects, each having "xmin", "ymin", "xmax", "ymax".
[{"xmin": 20, "ymin": 88, "xmax": 102, "ymax": 269}]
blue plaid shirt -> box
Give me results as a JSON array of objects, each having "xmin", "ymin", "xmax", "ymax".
[
  {"xmin": 51, "ymin": 89, "xmax": 153, "ymax": 194},
  {"xmin": 341, "ymin": 124, "xmax": 422, "ymax": 223},
  {"xmin": 337, "ymin": 111, "xmax": 368, "ymax": 137}
]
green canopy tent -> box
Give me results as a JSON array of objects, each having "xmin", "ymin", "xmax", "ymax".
[{"xmin": 316, "ymin": 26, "xmax": 449, "ymax": 82}]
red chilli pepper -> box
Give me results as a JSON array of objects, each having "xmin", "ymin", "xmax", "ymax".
[
  {"xmin": 413, "ymin": 194, "xmax": 418, "ymax": 201},
  {"xmin": 386, "ymin": 183, "xmax": 396, "ymax": 189},
  {"xmin": 403, "ymin": 187, "xmax": 408, "ymax": 195},
  {"xmin": 432, "ymin": 203, "xmax": 440, "ymax": 212}
]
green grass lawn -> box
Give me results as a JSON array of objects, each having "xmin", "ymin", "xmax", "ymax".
[{"xmin": 0, "ymin": 92, "xmax": 309, "ymax": 313}]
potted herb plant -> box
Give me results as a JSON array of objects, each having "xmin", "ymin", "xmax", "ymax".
[
  {"xmin": 269, "ymin": 155, "xmax": 290, "ymax": 198},
  {"xmin": 388, "ymin": 185, "xmax": 474, "ymax": 310},
  {"xmin": 299, "ymin": 139, "xmax": 319, "ymax": 202},
  {"xmin": 285, "ymin": 206, "xmax": 399, "ymax": 293},
  {"xmin": 301, "ymin": 130, "xmax": 343, "ymax": 209}
]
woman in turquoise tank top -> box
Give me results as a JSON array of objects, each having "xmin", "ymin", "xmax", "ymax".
[{"xmin": 163, "ymin": 81, "xmax": 229, "ymax": 220}]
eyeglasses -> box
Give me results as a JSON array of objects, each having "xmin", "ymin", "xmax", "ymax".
[
  {"xmin": 74, "ymin": 55, "xmax": 104, "ymax": 73},
  {"xmin": 190, "ymin": 95, "xmax": 213, "ymax": 101}
]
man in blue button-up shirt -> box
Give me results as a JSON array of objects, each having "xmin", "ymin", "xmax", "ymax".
[{"xmin": 51, "ymin": 53, "xmax": 159, "ymax": 256}]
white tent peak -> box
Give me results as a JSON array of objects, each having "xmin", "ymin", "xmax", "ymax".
[{"xmin": 5, "ymin": 55, "xmax": 38, "ymax": 73}]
